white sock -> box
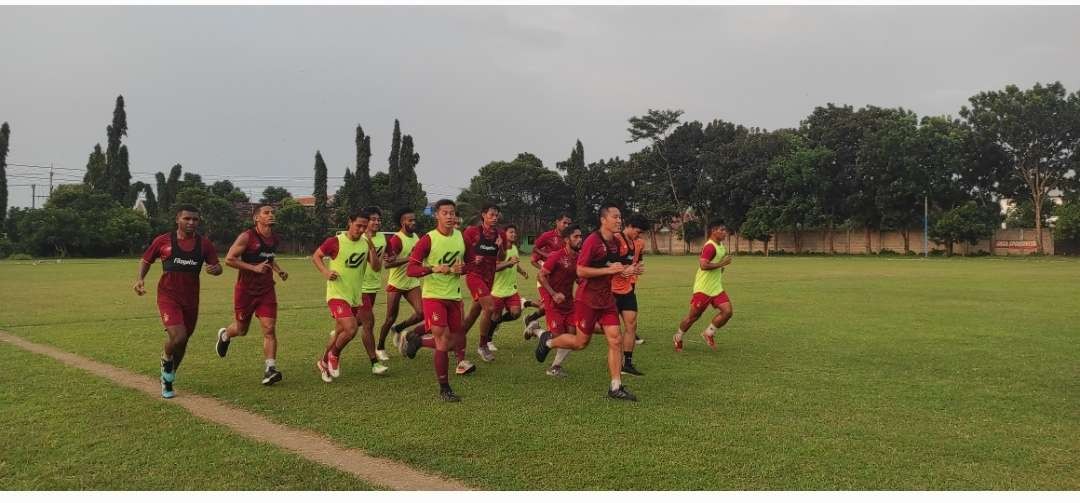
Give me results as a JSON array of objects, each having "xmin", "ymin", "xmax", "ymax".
[
  {"xmin": 220, "ymin": 330, "xmax": 229, "ymax": 342},
  {"xmin": 545, "ymin": 338, "xmax": 554, "ymax": 348},
  {"xmin": 265, "ymin": 359, "xmax": 276, "ymax": 370},
  {"xmin": 611, "ymin": 379, "xmax": 622, "ymax": 391},
  {"xmin": 553, "ymin": 348, "xmax": 571, "ymax": 366},
  {"xmin": 674, "ymin": 329, "xmax": 684, "ymax": 340},
  {"xmin": 704, "ymin": 324, "xmax": 718, "ymax": 337},
  {"xmin": 530, "ymin": 326, "xmax": 546, "ymax": 338}
]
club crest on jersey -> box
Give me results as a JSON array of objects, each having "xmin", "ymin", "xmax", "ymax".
[
  {"xmin": 439, "ymin": 251, "xmax": 460, "ymax": 265},
  {"xmin": 346, "ymin": 252, "xmax": 366, "ymax": 268}
]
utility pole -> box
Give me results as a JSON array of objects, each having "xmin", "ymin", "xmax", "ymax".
[
  {"xmin": 923, "ymin": 194, "xmax": 929, "ymax": 257},
  {"xmin": 49, "ymin": 164, "xmax": 54, "ymax": 197},
  {"xmin": 31, "ymin": 184, "xmax": 36, "ymax": 209}
]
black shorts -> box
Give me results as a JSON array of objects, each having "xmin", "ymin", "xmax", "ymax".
[{"xmin": 614, "ymin": 290, "xmax": 638, "ymax": 313}]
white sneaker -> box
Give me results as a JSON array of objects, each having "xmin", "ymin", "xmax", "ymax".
[
  {"xmin": 375, "ymin": 349, "xmax": 390, "ymax": 361},
  {"xmin": 396, "ymin": 327, "xmax": 411, "ymax": 356},
  {"xmin": 316, "ymin": 360, "xmax": 333, "ymax": 383},
  {"xmin": 371, "ymin": 362, "xmax": 389, "ymax": 375},
  {"xmin": 523, "ymin": 320, "xmax": 541, "ymax": 340},
  {"xmin": 477, "ymin": 346, "xmax": 495, "ymax": 362},
  {"xmin": 487, "ymin": 341, "xmax": 498, "ymax": 352},
  {"xmin": 455, "ymin": 360, "xmax": 476, "ymax": 375}
]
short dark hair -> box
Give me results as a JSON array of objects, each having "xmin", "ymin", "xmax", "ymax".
[
  {"xmin": 393, "ymin": 207, "xmax": 414, "ymax": 225},
  {"xmin": 561, "ymin": 224, "xmax": 582, "ymax": 239},
  {"xmin": 556, "ymin": 212, "xmax": 572, "ymax": 221},
  {"xmin": 599, "ymin": 202, "xmax": 621, "ymax": 219},
  {"xmin": 175, "ymin": 204, "xmax": 200, "ymax": 215},
  {"xmin": 253, "ymin": 204, "xmax": 273, "ymax": 216},
  {"xmin": 504, "ymin": 224, "xmax": 518, "ymax": 232},
  {"xmin": 434, "ymin": 199, "xmax": 456, "ymax": 212},
  {"xmin": 348, "ymin": 209, "xmax": 369, "ymax": 222},
  {"xmin": 624, "ymin": 213, "xmax": 651, "ymax": 231},
  {"xmin": 480, "ymin": 202, "xmax": 500, "ymax": 214},
  {"xmin": 708, "ymin": 220, "xmax": 727, "ymax": 232},
  {"xmin": 362, "ymin": 206, "xmax": 382, "ymax": 217}
]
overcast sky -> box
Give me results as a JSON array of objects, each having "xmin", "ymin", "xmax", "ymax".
[{"xmin": 2, "ymin": 5, "xmax": 1079, "ymax": 209}]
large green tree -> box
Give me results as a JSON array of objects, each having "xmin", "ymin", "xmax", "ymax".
[
  {"xmin": 929, "ymin": 201, "xmax": 997, "ymax": 256},
  {"xmin": 960, "ymin": 82, "xmax": 1080, "ymax": 253},
  {"xmin": 83, "ymin": 144, "xmax": 108, "ymax": 193},
  {"xmin": 458, "ymin": 153, "xmax": 572, "ymax": 235},
  {"xmin": 388, "ymin": 119, "xmax": 402, "ymax": 201},
  {"xmin": 105, "ymin": 95, "xmax": 131, "ymax": 204},
  {"xmin": 0, "ymin": 122, "xmax": 9, "ymax": 228},
  {"xmin": 556, "ymin": 140, "xmax": 589, "ymax": 226},
  {"xmin": 313, "ymin": 150, "xmax": 329, "ymax": 235},
  {"xmin": 398, "ymin": 134, "xmax": 426, "ymax": 212},
  {"xmin": 260, "ymin": 186, "xmax": 292, "ymax": 205},
  {"xmin": 355, "ymin": 124, "xmax": 372, "ymax": 204}
]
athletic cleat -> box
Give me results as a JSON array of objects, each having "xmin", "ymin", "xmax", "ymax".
[
  {"xmin": 375, "ymin": 349, "xmax": 390, "ymax": 362},
  {"xmin": 535, "ymin": 331, "xmax": 553, "ymax": 362},
  {"xmin": 160, "ymin": 359, "xmax": 176, "ymax": 383},
  {"xmin": 316, "ymin": 359, "xmax": 333, "ymax": 383},
  {"xmin": 487, "ymin": 341, "xmax": 498, "ymax": 352},
  {"xmin": 546, "ymin": 365, "xmax": 568, "ymax": 378},
  {"xmin": 403, "ymin": 332, "xmax": 422, "ymax": 359},
  {"xmin": 216, "ymin": 328, "xmax": 231, "ymax": 357},
  {"xmin": 621, "ymin": 362, "xmax": 644, "ymax": 376},
  {"xmin": 371, "ymin": 362, "xmax": 390, "ymax": 376},
  {"xmin": 635, "ymin": 336, "xmax": 644, "ymax": 346},
  {"xmin": 477, "ymin": 345, "xmax": 495, "ymax": 362},
  {"xmin": 702, "ymin": 332, "xmax": 717, "ymax": 350},
  {"xmin": 161, "ymin": 378, "xmax": 175, "ymax": 399},
  {"xmin": 327, "ymin": 353, "xmax": 341, "ymax": 378},
  {"xmin": 456, "ymin": 360, "xmax": 477, "ymax": 375},
  {"xmin": 523, "ymin": 320, "xmax": 541, "ymax": 340},
  {"xmin": 391, "ymin": 327, "xmax": 403, "ymax": 349},
  {"xmin": 440, "ymin": 389, "xmax": 461, "ymax": 402},
  {"xmin": 262, "ymin": 366, "xmax": 283, "ymax": 385},
  {"xmin": 607, "ymin": 385, "xmax": 637, "ymax": 401},
  {"xmin": 673, "ymin": 334, "xmax": 684, "ymax": 352}
]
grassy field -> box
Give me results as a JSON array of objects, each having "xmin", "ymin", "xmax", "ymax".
[{"xmin": 1, "ymin": 255, "xmax": 1078, "ymax": 489}]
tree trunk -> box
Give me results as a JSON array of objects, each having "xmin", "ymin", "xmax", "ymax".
[
  {"xmin": 794, "ymin": 229, "xmax": 802, "ymax": 254},
  {"xmin": 865, "ymin": 227, "xmax": 872, "ymax": 254},
  {"xmin": 1033, "ymin": 192, "xmax": 1044, "ymax": 254},
  {"xmin": 828, "ymin": 223, "xmax": 836, "ymax": 254},
  {"xmin": 764, "ymin": 238, "xmax": 769, "ymax": 257},
  {"xmin": 901, "ymin": 229, "xmax": 910, "ymax": 254},
  {"xmin": 748, "ymin": 239, "xmax": 753, "ymax": 253},
  {"xmin": 946, "ymin": 241, "xmax": 953, "ymax": 257},
  {"xmin": 649, "ymin": 225, "xmax": 661, "ymax": 254}
]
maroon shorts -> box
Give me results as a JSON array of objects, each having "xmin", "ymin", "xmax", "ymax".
[
  {"xmin": 361, "ymin": 292, "xmax": 377, "ymax": 310},
  {"xmin": 158, "ymin": 294, "xmax": 198, "ymax": 334},
  {"xmin": 386, "ymin": 284, "xmax": 417, "ymax": 294},
  {"xmin": 466, "ymin": 274, "xmax": 493, "ymax": 301},
  {"xmin": 492, "ymin": 293, "xmax": 521, "ymax": 313},
  {"xmin": 543, "ymin": 303, "xmax": 574, "ymax": 335},
  {"xmin": 327, "ymin": 299, "xmax": 364, "ymax": 320},
  {"xmin": 423, "ymin": 298, "xmax": 464, "ymax": 332},
  {"xmin": 234, "ymin": 286, "xmax": 277, "ymax": 322},
  {"xmin": 574, "ymin": 301, "xmax": 619, "ymax": 335},
  {"xmin": 691, "ymin": 291, "xmax": 731, "ymax": 310}
]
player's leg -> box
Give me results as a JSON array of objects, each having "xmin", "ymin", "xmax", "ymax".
[
  {"xmin": 352, "ymin": 305, "xmax": 387, "ymax": 374},
  {"xmin": 325, "ymin": 314, "xmax": 358, "ymax": 378},
  {"xmin": 675, "ymin": 295, "xmax": 709, "ymax": 351},
  {"xmin": 619, "ymin": 308, "xmax": 643, "ymax": 376},
  {"xmin": 256, "ymin": 312, "xmax": 282, "ymax": 385},
  {"xmin": 700, "ymin": 295, "xmax": 733, "ymax": 350},
  {"xmin": 603, "ymin": 321, "xmax": 636, "ymax": 401},
  {"xmin": 377, "ymin": 290, "xmax": 402, "ymax": 352},
  {"xmin": 160, "ymin": 323, "xmax": 189, "ymax": 398}
]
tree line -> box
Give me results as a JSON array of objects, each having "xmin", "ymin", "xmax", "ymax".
[{"xmin": 1, "ymin": 82, "xmax": 1079, "ymax": 258}]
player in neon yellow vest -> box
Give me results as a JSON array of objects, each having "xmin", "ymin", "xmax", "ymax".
[
  {"xmin": 357, "ymin": 207, "xmax": 390, "ymax": 361},
  {"xmin": 401, "ymin": 199, "xmax": 469, "ymax": 402},
  {"xmin": 480, "ymin": 223, "xmax": 530, "ymax": 357},
  {"xmin": 377, "ymin": 207, "xmax": 426, "ymax": 357},
  {"xmin": 673, "ymin": 220, "xmax": 734, "ymax": 352},
  {"xmin": 311, "ymin": 209, "xmax": 386, "ymax": 382}
]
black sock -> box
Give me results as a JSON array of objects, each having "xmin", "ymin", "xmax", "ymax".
[
  {"xmin": 525, "ymin": 311, "xmax": 543, "ymax": 324},
  {"xmin": 500, "ymin": 312, "xmax": 516, "ymax": 323},
  {"xmin": 524, "ymin": 300, "xmax": 539, "ymax": 309},
  {"xmin": 370, "ymin": 357, "xmax": 378, "ymax": 365},
  {"xmin": 623, "ymin": 351, "xmax": 633, "ymax": 365},
  {"xmin": 393, "ymin": 322, "xmax": 407, "ymax": 332},
  {"xmin": 161, "ymin": 358, "xmax": 174, "ymax": 373},
  {"xmin": 440, "ymin": 382, "xmax": 452, "ymax": 393}
]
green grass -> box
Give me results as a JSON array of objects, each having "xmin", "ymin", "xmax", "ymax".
[
  {"xmin": 1, "ymin": 255, "xmax": 1078, "ymax": 489},
  {"xmin": 0, "ymin": 345, "xmax": 374, "ymax": 490}
]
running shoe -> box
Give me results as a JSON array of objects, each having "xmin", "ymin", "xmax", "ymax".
[
  {"xmin": 216, "ymin": 328, "xmax": 231, "ymax": 357},
  {"xmin": 316, "ymin": 359, "xmax": 333, "ymax": 383},
  {"xmin": 262, "ymin": 366, "xmax": 283, "ymax": 386},
  {"xmin": 371, "ymin": 362, "xmax": 389, "ymax": 376},
  {"xmin": 621, "ymin": 362, "xmax": 644, "ymax": 376},
  {"xmin": 327, "ymin": 353, "xmax": 341, "ymax": 378},
  {"xmin": 607, "ymin": 385, "xmax": 637, "ymax": 401},
  {"xmin": 546, "ymin": 365, "xmax": 568, "ymax": 378},
  {"xmin": 455, "ymin": 360, "xmax": 476, "ymax": 375},
  {"xmin": 535, "ymin": 331, "xmax": 553, "ymax": 362},
  {"xmin": 375, "ymin": 349, "xmax": 390, "ymax": 362}
]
